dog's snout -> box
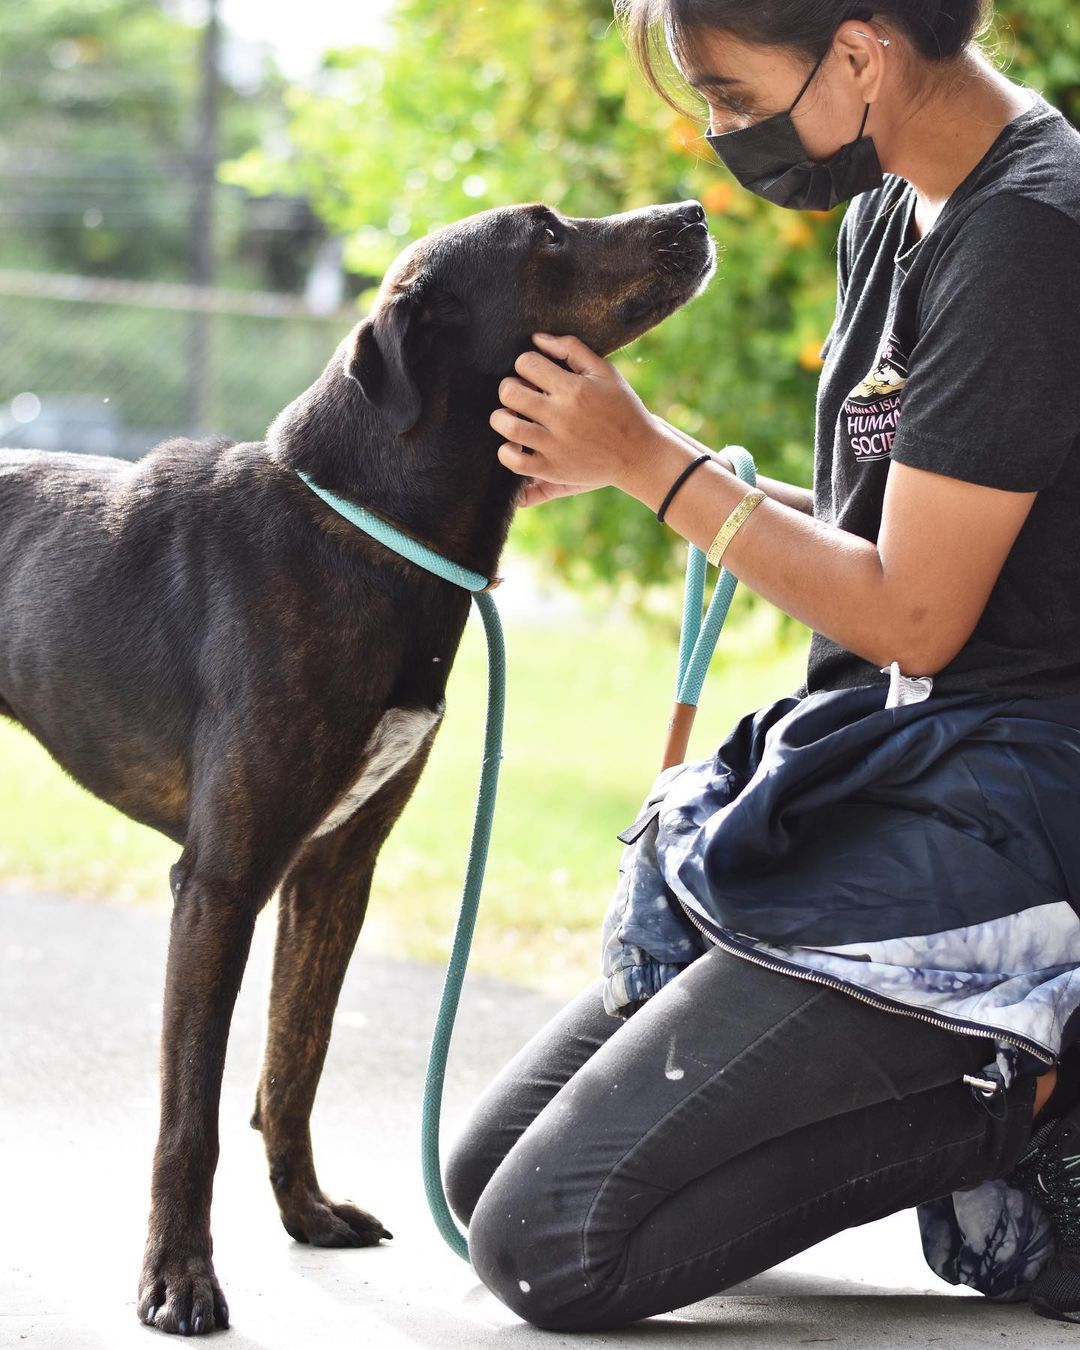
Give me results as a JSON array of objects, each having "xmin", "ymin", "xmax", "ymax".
[
  {"xmin": 654, "ymin": 199, "xmax": 711, "ymax": 262},
  {"xmin": 660, "ymin": 200, "xmax": 709, "ymax": 248}
]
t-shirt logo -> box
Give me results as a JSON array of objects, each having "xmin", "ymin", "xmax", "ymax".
[{"xmin": 843, "ymin": 331, "xmax": 909, "ymax": 464}]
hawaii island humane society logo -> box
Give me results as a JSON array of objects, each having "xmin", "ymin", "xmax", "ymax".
[{"xmin": 843, "ymin": 330, "xmax": 909, "ymax": 464}]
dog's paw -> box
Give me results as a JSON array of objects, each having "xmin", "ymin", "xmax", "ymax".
[
  {"xmin": 137, "ymin": 1256, "xmax": 229, "ymax": 1335},
  {"xmin": 281, "ymin": 1192, "xmax": 392, "ymax": 1247}
]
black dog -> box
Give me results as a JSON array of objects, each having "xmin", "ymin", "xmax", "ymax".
[{"xmin": 0, "ymin": 198, "xmax": 714, "ymax": 1335}]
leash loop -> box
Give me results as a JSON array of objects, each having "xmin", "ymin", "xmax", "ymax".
[{"xmin": 662, "ymin": 446, "xmax": 757, "ymax": 767}]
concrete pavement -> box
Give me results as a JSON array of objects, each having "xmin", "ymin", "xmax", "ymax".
[{"xmin": 1, "ymin": 887, "xmax": 1073, "ymax": 1348}]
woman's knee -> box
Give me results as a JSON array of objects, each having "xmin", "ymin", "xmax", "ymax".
[
  {"xmin": 464, "ymin": 1150, "xmax": 635, "ymax": 1332},
  {"xmin": 465, "ymin": 1192, "xmax": 587, "ymax": 1329},
  {"xmin": 445, "ymin": 979, "xmax": 615, "ymax": 1225},
  {"xmin": 443, "ymin": 1123, "xmax": 495, "ymax": 1228},
  {"xmin": 443, "ymin": 1065, "xmax": 535, "ymax": 1225}
]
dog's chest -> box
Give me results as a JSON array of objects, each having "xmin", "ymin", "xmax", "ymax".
[{"xmin": 308, "ymin": 703, "xmax": 444, "ymax": 840}]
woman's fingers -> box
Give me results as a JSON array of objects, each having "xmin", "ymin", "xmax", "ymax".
[
  {"xmin": 490, "ymin": 407, "xmax": 549, "ymax": 450},
  {"xmin": 514, "ymin": 476, "xmax": 592, "ymax": 508},
  {"xmin": 498, "ymin": 375, "xmax": 547, "ymax": 421},
  {"xmin": 518, "ymin": 483, "xmax": 555, "ymax": 508},
  {"xmin": 531, "ymin": 332, "xmax": 607, "ymax": 376},
  {"xmin": 534, "ymin": 480, "xmax": 590, "ymax": 506},
  {"xmin": 512, "ymin": 348, "xmax": 573, "ymax": 394},
  {"xmin": 498, "ymin": 440, "xmax": 542, "ymax": 474},
  {"xmin": 511, "ymin": 333, "xmax": 607, "ymax": 392}
]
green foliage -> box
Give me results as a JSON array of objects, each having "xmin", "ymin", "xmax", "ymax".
[
  {"xmin": 224, "ymin": 0, "xmax": 1079, "ymax": 610},
  {"xmin": 993, "ymin": 4, "xmax": 1080, "ymax": 120},
  {"xmin": 220, "ymin": 0, "xmax": 839, "ymax": 611}
]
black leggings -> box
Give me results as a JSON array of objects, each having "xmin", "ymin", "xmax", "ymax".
[{"xmin": 443, "ymin": 946, "xmax": 1038, "ymax": 1331}]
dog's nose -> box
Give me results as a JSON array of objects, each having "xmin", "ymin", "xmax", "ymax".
[{"xmin": 678, "ymin": 200, "xmax": 706, "ymax": 225}]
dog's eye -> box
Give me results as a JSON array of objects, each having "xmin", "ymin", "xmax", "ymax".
[{"xmin": 539, "ymin": 223, "xmax": 564, "ymax": 248}]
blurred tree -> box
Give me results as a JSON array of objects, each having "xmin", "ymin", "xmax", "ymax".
[
  {"xmin": 999, "ymin": 3, "xmax": 1080, "ymax": 123},
  {"xmin": 0, "ymin": 0, "xmax": 305, "ymax": 288},
  {"xmin": 223, "ymin": 0, "xmax": 1078, "ymax": 618}
]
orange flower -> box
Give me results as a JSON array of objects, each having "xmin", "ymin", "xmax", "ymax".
[
  {"xmin": 804, "ymin": 209, "xmax": 833, "ymax": 222},
  {"xmin": 702, "ymin": 180, "xmax": 734, "ymax": 214},
  {"xmin": 779, "ymin": 219, "xmax": 813, "ymax": 248},
  {"xmin": 798, "ymin": 339, "xmax": 825, "ymax": 372}
]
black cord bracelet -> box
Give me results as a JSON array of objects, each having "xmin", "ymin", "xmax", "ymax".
[{"xmin": 656, "ymin": 452, "xmax": 712, "ymax": 524}]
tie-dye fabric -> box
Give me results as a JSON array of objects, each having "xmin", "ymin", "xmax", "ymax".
[
  {"xmin": 918, "ymin": 1180, "xmax": 1054, "ymax": 1301},
  {"xmin": 600, "ymin": 679, "xmax": 1080, "ymax": 1297}
]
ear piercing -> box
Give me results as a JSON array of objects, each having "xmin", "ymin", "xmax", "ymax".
[{"xmin": 854, "ymin": 30, "xmax": 891, "ymax": 45}]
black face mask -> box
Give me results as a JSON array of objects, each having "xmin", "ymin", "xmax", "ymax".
[{"xmin": 704, "ymin": 39, "xmax": 885, "ymax": 211}]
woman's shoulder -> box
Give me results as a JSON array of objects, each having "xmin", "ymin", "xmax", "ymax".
[
  {"xmin": 946, "ymin": 190, "xmax": 1080, "ymax": 261},
  {"xmin": 841, "ymin": 93, "xmax": 1080, "ymax": 267},
  {"xmin": 928, "ymin": 187, "xmax": 1080, "ymax": 294},
  {"xmin": 948, "ymin": 94, "xmax": 1080, "ymax": 240}
]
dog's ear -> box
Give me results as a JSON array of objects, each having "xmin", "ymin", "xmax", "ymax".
[{"xmin": 345, "ymin": 275, "xmax": 468, "ymax": 435}]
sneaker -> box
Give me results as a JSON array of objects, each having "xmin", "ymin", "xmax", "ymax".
[{"xmin": 1011, "ymin": 1099, "xmax": 1080, "ymax": 1321}]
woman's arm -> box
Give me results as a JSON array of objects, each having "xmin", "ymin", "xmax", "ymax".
[
  {"xmin": 622, "ymin": 426, "xmax": 1035, "ymax": 677},
  {"xmin": 516, "ymin": 419, "xmax": 816, "ymax": 515},
  {"xmin": 655, "ymin": 417, "xmax": 814, "ymax": 517},
  {"xmin": 492, "ymin": 335, "xmax": 1037, "ymax": 678}
]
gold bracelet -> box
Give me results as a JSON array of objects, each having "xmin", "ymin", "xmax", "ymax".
[{"xmin": 706, "ymin": 488, "xmax": 766, "ymax": 568}]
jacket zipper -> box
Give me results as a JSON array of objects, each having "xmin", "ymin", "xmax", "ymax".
[{"xmin": 676, "ymin": 896, "xmax": 1055, "ymax": 1068}]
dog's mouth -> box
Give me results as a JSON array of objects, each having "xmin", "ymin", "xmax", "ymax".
[{"xmin": 615, "ymin": 238, "xmax": 716, "ymax": 331}]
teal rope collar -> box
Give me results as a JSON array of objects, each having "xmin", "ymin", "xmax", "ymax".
[
  {"xmin": 294, "ymin": 446, "xmax": 757, "ymax": 1265},
  {"xmin": 296, "ymin": 469, "xmax": 503, "ymax": 593}
]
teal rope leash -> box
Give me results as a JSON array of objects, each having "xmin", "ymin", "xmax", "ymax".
[
  {"xmin": 296, "ymin": 467, "xmax": 502, "ymax": 1260},
  {"xmin": 663, "ymin": 445, "xmax": 758, "ymax": 767},
  {"xmin": 295, "ymin": 449, "xmax": 757, "ymax": 1264},
  {"xmin": 676, "ymin": 446, "xmax": 757, "ymax": 703},
  {"xmin": 417, "ymin": 590, "xmax": 504, "ymax": 1260}
]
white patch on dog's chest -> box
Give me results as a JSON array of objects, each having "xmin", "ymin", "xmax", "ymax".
[{"xmin": 309, "ymin": 702, "xmax": 443, "ymax": 840}]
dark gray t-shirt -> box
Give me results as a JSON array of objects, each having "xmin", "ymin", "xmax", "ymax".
[{"xmin": 794, "ymin": 89, "xmax": 1080, "ymax": 700}]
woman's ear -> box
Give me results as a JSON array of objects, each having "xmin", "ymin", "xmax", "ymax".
[{"xmin": 344, "ymin": 276, "xmax": 469, "ymax": 435}]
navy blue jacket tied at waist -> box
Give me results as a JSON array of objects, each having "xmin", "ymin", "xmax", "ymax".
[
  {"xmin": 600, "ymin": 679, "xmax": 1080, "ymax": 1301},
  {"xmin": 603, "ymin": 680, "xmax": 1080, "ymax": 1072}
]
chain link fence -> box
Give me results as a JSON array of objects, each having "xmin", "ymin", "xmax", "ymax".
[{"xmin": 0, "ymin": 269, "xmax": 360, "ymax": 458}]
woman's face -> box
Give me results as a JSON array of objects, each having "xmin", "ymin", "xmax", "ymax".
[{"xmin": 680, "ymin": 23, "xmax": 878, "ymax": 161}]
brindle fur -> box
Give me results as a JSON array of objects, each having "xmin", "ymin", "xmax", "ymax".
[{"xmin": 0, "ymin": 200, "xmax": 713, "ymax": 1335}]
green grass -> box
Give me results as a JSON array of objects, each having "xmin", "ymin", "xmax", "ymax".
[{"xmin": 0, "ymin": 605, "xmax": 809, "ymax": 999}]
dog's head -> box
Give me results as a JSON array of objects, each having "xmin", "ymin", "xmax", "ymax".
[{"xmin": 345, "ymin": 200, "xmax": 715, "ymax": 434}]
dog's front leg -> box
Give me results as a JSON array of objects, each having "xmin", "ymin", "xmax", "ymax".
[
  {"xmin": 137, "ymin": 859, "xmax": 270, "ymax": 1336},
  {"xmin": 252, "ymin": 748, "xmax": 433, "ymax": 1247}
]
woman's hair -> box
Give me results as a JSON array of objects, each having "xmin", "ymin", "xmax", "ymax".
[{"xmin": 614, "ymin": 0, "xmax": 996, "ymax": 114}]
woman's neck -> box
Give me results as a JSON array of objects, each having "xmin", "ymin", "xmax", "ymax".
[{"xmin": 880, "ymin": 49, "xmax": 1036, "ymax": 222}]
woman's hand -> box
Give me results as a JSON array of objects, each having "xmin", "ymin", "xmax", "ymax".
[
  {"xmin": 511, "ymin": 476, "xmax": 595, "ymax": 509},
  {"xmin": 490, "ymin": 333, "xmax": 662, "ymax": 497}
]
